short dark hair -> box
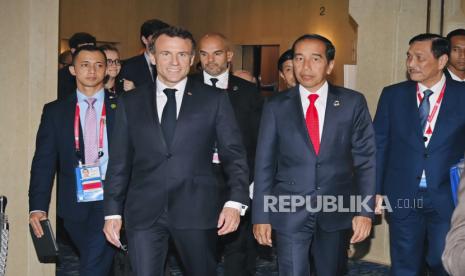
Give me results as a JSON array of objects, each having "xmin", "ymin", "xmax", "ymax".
[
  {"xmin": 68, "ymin": 32, "xmax": 96, "ymax": 49},
  {"xmin": 409, "ymin": 33, "xmax": 449, "ymax": 59},
  {"xmin": 140, "ymin": 19, "xmax": 170, "ymax": 39},
  {"xmin": 148, "ymin": 27, "xmax": 196, "ymax": 54},
  {"xmin": 446, "ymin": 28, "xmax": 465, "ymax": 53},
  {"xmin": 278, "ymin": 49, "xmax": 293, "ymax": 72},
  {"xmin": 71, "ymin": 45, "xmax": 106, "ymax": 65},
  {"xmin": 99, "ymin": 44, "xmax": 119, "ymax": 53},
  {"xmin": 292, "ymin": 34, "xmax": 336, "ymax": 61}
]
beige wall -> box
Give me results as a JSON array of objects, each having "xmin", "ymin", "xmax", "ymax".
[
  {"xmin": 0, "ymin": 0, "xmax": 59, "ymax": 275},
  {"xmin": 60, "ymin": 0, "xmax": 356, "ymax": 87},
  {"xmin": 59, "ymin": 0, "xmax": 180, "ymax": 58}
]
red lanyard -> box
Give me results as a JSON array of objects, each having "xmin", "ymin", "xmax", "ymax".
[
  {"xmin": 74, "ymin": 101, "xmax": 106, "ymax": 160},
  {"xmin": 416, "ymin": 82, "xmax": 446, "ymax": 135}
]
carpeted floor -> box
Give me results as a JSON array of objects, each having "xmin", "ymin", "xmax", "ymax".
[{"xmin": 56, "ymin": 237, "xmax": 390, "ymax": 276}]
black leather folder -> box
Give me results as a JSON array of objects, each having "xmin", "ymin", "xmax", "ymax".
[{"xmin": 29, "ymin": 219, "xmax": 59, "ymax": 263}]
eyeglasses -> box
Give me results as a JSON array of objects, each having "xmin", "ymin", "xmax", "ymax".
[{"xmin": 107, "ymin": 59, "xmax": 121, "ymax": 66}]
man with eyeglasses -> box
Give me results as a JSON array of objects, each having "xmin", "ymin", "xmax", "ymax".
[{"xmin": 104, "ymin": 27, "xmax": 249, "ymax": 276}]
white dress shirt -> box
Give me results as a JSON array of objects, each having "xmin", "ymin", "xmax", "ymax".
[
  {"xmin": 448, "ymin": 68, "xmax": 465, "ymax": 82},
  {"xmin": 299, "ymin": 81, "xmax": 329, "ymax": 141},
  {"xmin": 203, "ymin": 70, "xmax": 229, "ymax": 89}
]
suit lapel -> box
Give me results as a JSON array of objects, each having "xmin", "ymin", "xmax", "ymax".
[
  {"xmin": 287, "ymin": 86, "xmax": 316, "ymax": 155},
  {"xmin": 170, "ymin": 78, "xmax": 195, "ymax": 149},
  {"xmin": 62, "ymin": 94, "xmax": 84, "ymax": 163},
  {"xmin": 147, "ymin": 82, "xmax": 169, "ymax": 151},
  {"xmin": 319, "ymin": 85, "xmax": 340, "ymax": 156},
  {"xmin": 104, "ymin": 90, "xmax": 115, "ymax": 144},
  {"xmin": 427, "ymin": 80, "xmax": 456, "ymax": 150}
]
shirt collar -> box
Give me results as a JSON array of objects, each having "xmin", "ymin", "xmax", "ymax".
[
  {"xmin": 76, "ymin": 88, "xmax": 105, "ymax": 104},
  {"xmin": 299, "ymin": 81, "xmax": 329, "ymax": 104},
  {"xmin": 448, "ymin": 68, "xmax": 465, "ymax": 82},
  {"xmin": 156, "ymin": 77, "xmax": 188, "ymax": 95},
  {"xmin": 417, "ymin": 74, "xmax": 446, "ymax": 94},
  {"xmin": 144, "ymin": 51, "xmax": 152, "ymax": 65},
  {"xmin": 203, "ymin": 70, "xmax": 229, "ymax": 89}
]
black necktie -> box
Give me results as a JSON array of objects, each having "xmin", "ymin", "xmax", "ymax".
[
  {"xmin": 210, "ymin": 78, "xmax": 219, "ymax": 88},
  {"xmin": 161, "ymin": 88, "xmax": 177, "ymax": 148},
  {"xmin": 419, "ymin": 89, "xmax": 433, "ymax": 132},
  {"xmin": 150, "ymin": 64, "xmax": 157, "ymax": 82}
]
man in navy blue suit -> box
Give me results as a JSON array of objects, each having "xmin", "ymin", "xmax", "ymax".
[
  {"xmin": 29, "ymin": 45, "xmax": 117, "ymax": 275},
  {"xmin": 374, "ymin": 33, "xmax": 465, "ymax": 275},
  {"xmin": 103, "ymin": 27, "xmax": 249, "ymax": 276},
  {"xmin": 253, "ymin": 34, "xmax": 376, "ymax": 276}
]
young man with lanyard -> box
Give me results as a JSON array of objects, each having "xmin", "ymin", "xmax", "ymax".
[
  {"xmin": 29, "ymin": 45, "xmax": 117, "ymax": 276},
  {"xmin": 374, "ymin": 33, "xmax": 465, "ymax": 275}
]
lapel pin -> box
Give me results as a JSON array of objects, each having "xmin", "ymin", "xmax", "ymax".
[
  {"xmin": 232, "ymin": 85, "xmax": 239, "ymax": 92},
  {"xmin": 187, "ymin": 91, "xmax": 193, "ymax": 96},
  {"xmin": 110, "ymin": 103, "xmax": 117, "ymax": 109},
  {"xmin": 333, "ymin": 100, "xmax": 340, "ymax": 107}
]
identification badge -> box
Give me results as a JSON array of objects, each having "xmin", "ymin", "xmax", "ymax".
[{"xmin": 75, "ymin": 164, "xmax": 104, "ymax": 202}]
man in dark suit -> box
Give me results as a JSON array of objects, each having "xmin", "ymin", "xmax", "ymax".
[
  {"xmin": 117, "ymin": 19, "xmax": 169, "ymax": 90},
  {"xmin": 29, "ymin": 45, "xmax": 117, "ymax": 276},
  {"xmin": 252, "ymin": 34, "xmax": 376, "ymax": 276},
  {"xmin": 103, "ymin": 27, "xmax": 249, "ymax": 276},
  {"xmin": 194, "ymin": 32, "xmax": 262, "ymax": 276},
  {"xmin": 58, "ymin": 32, "xmax": 97, "ymax": 100},
  {"xmin": 374, "ymin": 33, "xmax": 465, "ymax": 275},
  {"xmin": 444, "ymin": 29, "xmax": 465, "ymax": 82}
]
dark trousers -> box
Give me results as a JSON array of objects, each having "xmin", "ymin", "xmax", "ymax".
[
  {"xmin": 220, "ymin": 211, "xmax": 256, "ymax": 276},
  {"xmin": 275, "ymin": 214, "xmax": 349, "ymax": 276},
  {"xmin": 63, "ymin": 204, "xmax": 115, "ymax": 276},
  {"xmin": 126, "ymin": 212, "xmax": 217, "ymax": 276},
  {"xmin": 389, "ymin": 189, "xmax": 449, "ymax": 276}
]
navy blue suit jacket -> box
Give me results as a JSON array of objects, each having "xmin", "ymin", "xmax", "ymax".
[
  {"xmin": 104, "ymin": 78, "xmax": 249, "ymax": 230},
  {"xmin": 118, "ymin": 53, "xmax": 153, "ymax": 88},
  {"xmin": 29, "ymin": 91, "xmax": 117, "ymax": 221},
  {"xmin": 252, "ymin": 84, "xmax": 376, "ymax": 233},
  {"xmin": 374, "ymin": 78, "xmax": 465, "ymax": 220}
]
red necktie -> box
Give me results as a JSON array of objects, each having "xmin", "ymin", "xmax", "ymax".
[{"xmin": 306, "ymin": 94, "xmax": 320, "ymax": 155}]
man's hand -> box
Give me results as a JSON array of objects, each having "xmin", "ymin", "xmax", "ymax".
[
  {"xmin": 103, "ymin": 218, "xmax": 123, "ymax": 247},
  {"xmin": 253, "ymin": 224, "xmax": 272, "ymax": 247},
  {"xmin": 29, "ymin": 211, "xmax": 47, "ymax": 238},
  {"xmin": 350, "ymin": 216, "xmax": 372, "ymax": 243},
  {"xmin": 375, "ymin": 194, "xmax": 383, "ymax": 215},
  {"xmin": 122, "ymin": 79, "xmax": 135, "ymax": 91},
  {"xmin": 217, "ymin": 207, "xmax": 240, "ymax": 235}
]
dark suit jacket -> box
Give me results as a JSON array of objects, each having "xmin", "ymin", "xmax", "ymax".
[
  {"xmin": 29, "ymin": 91, "xmax": 117, "ymax": 221},
  {"xmin": 104, "ymin": 78, "xmax": 250, "ymax": 230},
  {"xmin": 57, "ymin": 65, "xmax": 76, "ymax": 100},
  {"xmin": 191, "ymin": 73, "xmax": 262, "ymax": 184},
  {"xmin": 118, "ymin": 53, "xmax": 154, "ymax": 88},
  {"xmin": 252, "ymin": 84, "xmax": 376, "ymax": 233},
  {"xmin": 374, "ymin": 78, "xmax": 465, "ymax": 220}
]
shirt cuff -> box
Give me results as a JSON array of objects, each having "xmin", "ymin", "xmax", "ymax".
[
  {"xmin": 105, "ymin": 215, "xmax": 122, "ymax": 220},
  {"xmin": 29, "ymin": 210, "xmax": 46, "ymax": 215},
  {"xmin": 224, "ymin": 201, "xmax": 248, "ymax": 216}
]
